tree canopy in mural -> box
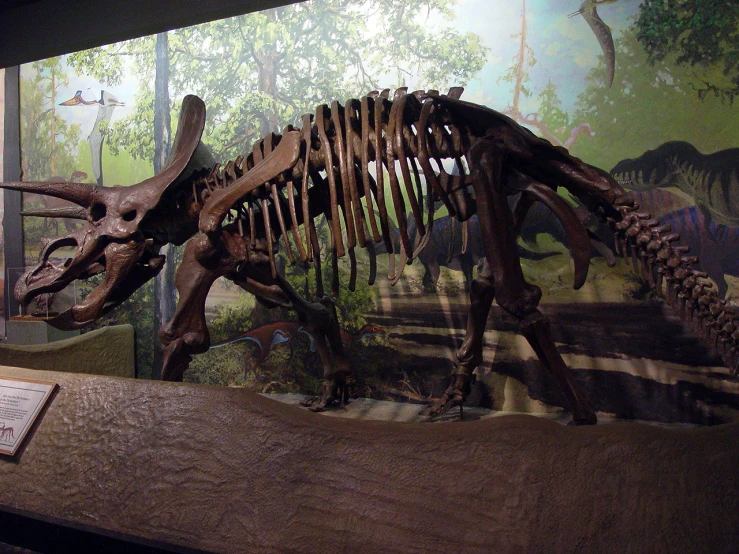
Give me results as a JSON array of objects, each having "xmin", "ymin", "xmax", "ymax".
[
  {"xmin": 635, "ymin": 0, "xmax": 739, "ymax": 102},
  {"xmin": 572, "ymin": 28, "xmax": 739, "ymax": 169},
  {"xmin": 67, "ymin": 0, "xmax": 487, "ymax": 162},
  {"xmin": 20, "ymin": 58, "xmax": 81, "ymax": 181}
]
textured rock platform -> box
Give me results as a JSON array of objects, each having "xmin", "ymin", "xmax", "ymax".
[{"xmin": 0, "ymin": 366, "xmax": 737, "ymax": 553}]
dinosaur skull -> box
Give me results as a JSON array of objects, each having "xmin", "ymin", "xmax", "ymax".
[
  {"xmin": 12, "ymin": 183, "xmax": 172, "ymax": 328},
  {"xmin": 2, "ymin": 95, "xmax": 210, "ymax": 329}
]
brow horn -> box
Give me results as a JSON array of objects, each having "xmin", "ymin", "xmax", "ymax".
[{"xmin": 0, "ymin": 180, "xmax": 96, "ymax": 208}]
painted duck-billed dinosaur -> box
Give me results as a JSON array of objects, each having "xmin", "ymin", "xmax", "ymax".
[{"xmin": 3, "ymin": 89, "xmax": 737, "ymax": 424}]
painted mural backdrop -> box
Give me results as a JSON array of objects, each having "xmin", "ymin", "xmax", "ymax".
[{"xmin": 14, "ymin": 0, "xmax": 739, "ymax": 423}]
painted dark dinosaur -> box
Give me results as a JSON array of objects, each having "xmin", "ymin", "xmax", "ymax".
[
  {"xmin": 585, "ymin": 202, "xmax": 739, "ymax": 299},
  {"xmin": 622, "ymin": 189, "xmax": 690, "ymax": 217},
  {"xmin": 611, "ymin": 141, "xmax": 739, "ymax": 227},
  {"xmin": 305, "ymin": 186, "xmax": 628, "ymax": 296},
  {"xmin": 519, "ymin": 189, "xmax": 690, "ymax": 269},
  {"xmin": 383, "ymin": 193, "xmax": 613, "ymax": 293},
  {"xmin": 386, "ymin": 212, "xmax": 564, "ymax": 293},
  {"xmin": 3, "ymin": 90, "xmax": 737, "ymax": 424},
  {"xmin": 377, "ymin": 214, "xmax": 484, "ymax": 292},
  {"xmin": 611, "ymin": 141, "xmax": 739, "ymax": 297}
]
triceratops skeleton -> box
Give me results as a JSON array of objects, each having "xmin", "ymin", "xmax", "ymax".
[{"xmin": 4, "ymin": 88, "xmax": 737, "ymax": 422}]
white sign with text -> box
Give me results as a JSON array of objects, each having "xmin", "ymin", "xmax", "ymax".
[{"xmin": 0, "ymin": 377, "xmax": 56, "ymax": 456}]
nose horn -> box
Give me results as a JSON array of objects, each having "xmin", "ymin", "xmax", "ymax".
[{"xmin": 0, "ymin": 180, "xmax": 96, "ymax": 208}]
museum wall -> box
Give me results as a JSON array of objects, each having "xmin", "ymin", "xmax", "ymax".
[
  {"xmin": 8, "ymin": 0, "xmax": 739, "ymax": 424},
  {"xmin": 0, "ymin": 67, "xmax": 5, "ymax": 331}
]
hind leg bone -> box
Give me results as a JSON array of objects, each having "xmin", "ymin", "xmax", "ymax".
[
  {"xmin": 422, "ymin": 259, "xmax": 495, "ymax": 417},
  {"xmin": 426, "ymin": 137, "xmax": 597, "ymax": 424},
  {"xmin": 270, "ymin": 273, "xmax": 351, "ymax": 410},
  {"xmin": 481, "ymin": 137, "xmax": 597, "ymax": 424}
]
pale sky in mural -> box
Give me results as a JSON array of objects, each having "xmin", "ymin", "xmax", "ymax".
[{"xmin": 450, "ymin": 0, "xmax": 640, "ymax": 112}]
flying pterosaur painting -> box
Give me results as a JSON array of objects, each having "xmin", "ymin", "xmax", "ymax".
[
  {"xmin": 59, "ymin": 90, "xmax": 124, "ymax": 186},
  {"xmin": 569, "ymin": 0, "xmax": 618, "ymax": 87}
]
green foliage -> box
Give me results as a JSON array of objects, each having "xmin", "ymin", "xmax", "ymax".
[
  {"xmin": 635, "ymin": 0, "xmax": 739, "ymax": 102},
  {"xmin": 285, "ymin": 262, "xmax": 376, "ymax": 331},
  {"xmin": 67, "ymin": 0, "xmax": 487, "ymax": 162},
  {"xmin": 280, "ymin": 216, "xmax": 378, "ymax": 331},
  {"xmin": 185, "ymin": 341, "xmax": 255, "ymax": 388},
  {"xmin": 107, "ymin": 91, "xmax": 156, "ymax": 161},
  {"xmin": 498, "ymin": 43, "xmax": 536, "ymax": 100},
  {"xmin": 571, "ymin": 28, "xmax": 739, "ymax": 169},
  {"xmin": 323, "ymin": 273, "xmax": 376, "ymax": 331},
  {"xmin": 76, "ymin": 141, "xmax": 154, "ymax": 186},
  {"xmin": 66, "ymin": 37, "xmax": 146, "ymax": 86},
  {"xmin": 537, "ymin": 80, "xmax": 570, "ymax": 142},
  {"xmin": 208, "ymin": 289, "xmax": 255, "ymax": 343},
  {"xmin": 19, "ymin": 59, "xmax": 82, "ymax": 181},
  {"xmin": 77, "ymin": 276, "xmax": 158, "ymax": 379},
  {"xmin": 19, "ymin": 58, "xmax": 83, "ymax": 256},
  {"xmin": 337, "ymin": 287, "xmax": 372, "ymax": 330}
]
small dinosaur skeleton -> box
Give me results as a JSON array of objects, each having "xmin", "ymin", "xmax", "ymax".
[{"xmin": 3, "ymin": 89, "xmax": 737, "ymax": 421}]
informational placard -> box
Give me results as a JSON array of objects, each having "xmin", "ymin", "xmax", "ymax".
[{"xmin": 0, "ymin": 376, "xmax": 57, "ymax": 456}]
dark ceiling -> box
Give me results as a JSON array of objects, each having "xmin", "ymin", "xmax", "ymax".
[{"xmin": 0, "ymin": 0, "xmax": 299, "ymax": 68}]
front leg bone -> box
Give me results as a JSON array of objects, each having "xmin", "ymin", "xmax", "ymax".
[{"xmin": 160, "ymin": 235, "xmax": 232, "ymax": 381}]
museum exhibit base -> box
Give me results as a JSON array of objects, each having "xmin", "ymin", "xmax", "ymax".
[
  {"xmin": 5, "ymin": 317, "xmax": 80, "ymax": 345},
  {"xmin": 0, "ymin": 366, "xmax": 737, "ymax": 553},
  {"xmin": 0, "ymin": 325, "xmax": 135, "ymax": 378}
]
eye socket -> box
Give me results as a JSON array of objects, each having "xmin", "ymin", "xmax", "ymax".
[
  {"xmin": 122, "ymin": 210, "xmax": 137, "ymax": 221},
  {"xmin": 90, "ymin": 203, "xmax": 106, "ymax": 222}
]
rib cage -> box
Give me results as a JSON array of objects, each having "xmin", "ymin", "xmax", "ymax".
[
  {"xmin": 194, "ymin": 88, "xmax": 739, "ymax": 376},
  {"xmin": 193, "ymin": 87, "xmax": 475, "ymax": 291}
]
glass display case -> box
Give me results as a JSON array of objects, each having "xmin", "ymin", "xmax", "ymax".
[{"xmin": 5, "ymin": 266, "xmax": 77, "ymax": 320}]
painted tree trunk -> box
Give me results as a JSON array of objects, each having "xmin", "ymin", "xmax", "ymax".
[{"xmin": 152, "ymin": 31, "xmax": 175, "ymax": 380}]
